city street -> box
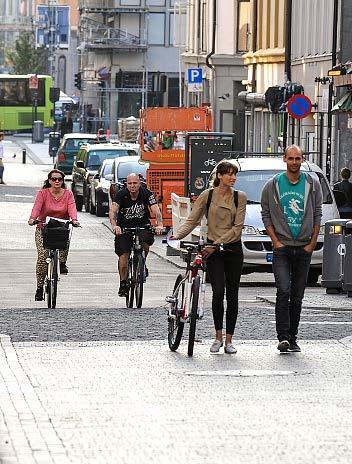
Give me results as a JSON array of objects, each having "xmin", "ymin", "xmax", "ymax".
[{"xmin": 1, "ymin": 138, "xmax": 352, "ymax": 463}]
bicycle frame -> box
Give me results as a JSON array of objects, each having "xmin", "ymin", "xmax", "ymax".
[{"xmin": 168, "ymin": 241, "xmax": 207, "ymax": 322}]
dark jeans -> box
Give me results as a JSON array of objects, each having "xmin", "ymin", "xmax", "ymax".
[
  {"xmin": 207, "ymin": 244, "xmax": 243, "ymax": 335},
  {"xmin": 272, "ymin": 245, "xmax": 312, "ymax": 342}
]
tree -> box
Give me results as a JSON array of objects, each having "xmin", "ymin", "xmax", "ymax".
[{"xmin": 6, "ymin": 32, "xmax": 48, "ymax": 75}]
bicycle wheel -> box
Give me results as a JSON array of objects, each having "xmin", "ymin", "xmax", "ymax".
[
  {"xmin": 168, "ymin": 274, "xmax": 185, "ymax": 351},
  {"xmin": 126, "ymin": 258, "xmax": 134, "ymax": 308},
  {"xmin": 187, "ymin": 276, "xmax": 200, "ymax": 357},
  {"xmin": 134, "ymin": 254, "xmax": 144, "ymax": 308},
  {"xmin": 47, "ymin": 251, "xmax": 58, "ymax": 309}
]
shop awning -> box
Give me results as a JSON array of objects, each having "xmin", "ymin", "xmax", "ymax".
[{"xmin": 332, "ymin": 91, "xmax": 352, "ymax": 112}]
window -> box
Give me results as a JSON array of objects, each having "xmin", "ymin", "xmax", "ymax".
[
  {"xmin": 169, "ymin": 11, "xmax": 186, "ymax": 46},
  {"xmin": 0, "ymin": 78, "xmax": 45, "ymax": 106},
  {"xmin": 146, "ymin": 0, "xmax": 166, "ymax": 5},
  {"xmin": 36, "ymin": 5, "xmax": 70, "ymax": 48},
  {"xmin": 149, "ymin": 13, "xmax": 165, "ymax": 45},
  {"xmin": 121, "ymin": 0, "xmax": 141, "ymax": 5},
  {"xmin": 237, "ymin": 0, "xmax": 250, "ymax": 52}
]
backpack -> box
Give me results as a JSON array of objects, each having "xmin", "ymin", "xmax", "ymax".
[{"xmin": 205, "ymin": 188, "xmax": 238, "ymax": 218}]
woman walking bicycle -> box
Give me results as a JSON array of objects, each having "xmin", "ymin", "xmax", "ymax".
[
  {"xmin": 172, "ymin": 161, "xmax": 247, "ymax": 354},
  {"xmin": 28, "ymin": 169, "xmax": 79, "ymax": 301}
]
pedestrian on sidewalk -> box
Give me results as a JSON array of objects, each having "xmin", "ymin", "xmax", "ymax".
[
  {"xmin": 333, "ymin": 167, "xmax": 352, "ymax": 219},
  {"xmin": 261, "ymin": 145, "xmax": 323, "ymax": 353},
  {"xmin": 28, "ymin": 169, "xmax": 80, "ymax": 301},
  {"xmin": 0, "ymin": 132, "xmax": 5, "ymax": 184},
  {"xmin": 172, "ymin": 161, "xmax": 247, "ymax": 355}
]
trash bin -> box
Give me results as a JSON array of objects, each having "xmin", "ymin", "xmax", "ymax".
[
  {"xmin": 321, "ymin": 219, "xmax": 349, "ymax": 294},
  {"xmin": 342, "ymin": 220, "xmax": 352, "ymax": 297},
  {"xmin": 32, "ymin": 120, "xmax": 44, "ymax": 143},
  {"xmin": 48, "ymin": 131, "xmax": 61, "ymax": 158}
]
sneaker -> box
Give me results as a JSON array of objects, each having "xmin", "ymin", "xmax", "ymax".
[
  {"xmin": 210, "ymin": 340, "xmax": 223, "ymax": 353},
  {"xmin": 289, "ymin": 341, "xmax": 301, "ymax": 352},
  {"xmin": 277, "ymin": 340, "xmax": 290, "ymax": 352},
  {"xmin": 60, "ymin": 263, "xmax": 68, "ymax": 275},
  {"xmin": 224, "ymin": 343, "xmax": 237, "ymax": 354},
  {"xmin": 118, "ymin": 280, "xmax": 129, "ymax": 297},
  {"xmin": 35, "ymin": 287, "xmax": 44, "ymax": 301}
]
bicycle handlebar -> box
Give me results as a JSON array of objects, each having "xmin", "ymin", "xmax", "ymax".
[
  {"xmin": 180, "ymin": 240, "xmax": 217, "ymax": 250},
  {"xmin": 122, "ymin": 225, "xmax": 153, "ymax": 233},
  {"xmin": 30, "ymin": 219, "xmax": 81, "ymax": 227}
]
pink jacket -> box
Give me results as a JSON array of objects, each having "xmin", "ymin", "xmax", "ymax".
[{"xmin": 30, "ymin": 189, "xmax": 78, "ymax": 226}]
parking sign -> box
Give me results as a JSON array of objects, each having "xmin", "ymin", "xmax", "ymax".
[{"xmin": 187, "ymin": 68, "xmax": 203, "ymax": 92}]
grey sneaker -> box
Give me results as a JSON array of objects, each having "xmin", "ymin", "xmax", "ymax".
[
  {"xmin": 210, "ymin": 340, "xmax": 223, "ymax": 353},
  {"xmin": 224, "ymin": 343, "xmax": 237, "ymax": 354},
  {"xmin": 277, "ymin": 340, "xmax": 290, "ymax": 352}
]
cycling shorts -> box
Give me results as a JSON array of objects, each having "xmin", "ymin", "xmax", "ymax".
[{"xmin": 114, "ymin": 228, "xmax": 154, "ymax": 256}]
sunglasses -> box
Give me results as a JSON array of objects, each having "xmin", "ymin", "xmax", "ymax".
[{"xmin": 50, "ymin": 177, "xmax": 63, "ymax": 182}]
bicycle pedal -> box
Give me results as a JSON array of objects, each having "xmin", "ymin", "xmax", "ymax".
[{"xmin": 165, "ymin": 296, "xmax": 176, "ymax": 304}]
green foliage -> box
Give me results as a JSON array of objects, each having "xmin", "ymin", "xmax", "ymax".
[{"xmin": 6, "ymin": 32, "xmax": 48, "ymax": 75}]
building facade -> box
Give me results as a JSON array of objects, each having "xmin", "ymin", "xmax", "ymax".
[
  {"xmin": 77, "ymin": 0, "xmax": 185, "ymax": 133},
  {"xmin": 182, "ymin": 0, "xmax": 248, "ymax": 146}
]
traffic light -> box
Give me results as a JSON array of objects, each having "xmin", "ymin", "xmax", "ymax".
[
  {"xmin": 265, "ymin": 86, "xmax": 285, "ymax": 113},
  {"xmin": 74, "ymin": 72, "xmax": 82, "ymax": 90},
  {"xmin": 49, "ymin": 87, "xmax": 60, "ymax": 103}
]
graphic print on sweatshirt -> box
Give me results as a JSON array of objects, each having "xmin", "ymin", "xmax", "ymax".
[{"xmin": 277, "ymin": 172, "xmax": 306, "ymax": 239}]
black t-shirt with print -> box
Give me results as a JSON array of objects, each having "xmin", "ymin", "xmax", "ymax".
[{"xmin": 114, "ymin": 187, "xmax": 157, "ymax": 228}]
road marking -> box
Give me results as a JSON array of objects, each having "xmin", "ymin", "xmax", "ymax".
[
  {"xmin": 270, "ymin": 321, "xmax": 352, "ymax": 325},
  {"xmin": 179, "ymin": 369, "xmax": 303, "ymax": 377},
  {"xmin": 4, "ymin": 194, "xmax": 34, "ymax": 199}
]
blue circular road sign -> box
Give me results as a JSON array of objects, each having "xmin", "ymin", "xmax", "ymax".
[{"xmin": 287, "ymin": 94, "xmax": 312, "ymax": 119}]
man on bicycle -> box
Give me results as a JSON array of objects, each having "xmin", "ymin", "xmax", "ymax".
[{"xmin": 109, "ymin": 172, "xmax": 163, "ymax": 297}]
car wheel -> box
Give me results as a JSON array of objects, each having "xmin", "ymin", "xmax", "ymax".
[
  {"xmin": 96, "ymin": 197, "xmax": 105, "ymax": 217},
  {"xmin": 75, "ymin": 195, "xmax": 83, "ymax": 212},
  {"xmin": 307, "ymin": 270, "xmax": 320, "ymax": 285},
  {"xmin": 90, "ymin": 192, "xmax": 96, "ymax": 215},
  {"xmin": 84, "ymin": 187, "xmax": 91, "ymax": 213}
]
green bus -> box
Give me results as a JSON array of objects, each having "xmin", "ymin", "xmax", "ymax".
[{"xmin": 0, "ymin": 74, "xmax": 54, "ymax": 131}]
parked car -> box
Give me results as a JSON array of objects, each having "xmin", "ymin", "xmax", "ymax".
[
  {"xmin": 71, "ymin": 142, "xmax": 137, "ymax": 212},
  {"xmin": 108, "ymin": 156, "xmax": 149, "ymax": 206},
  {"xmin": 54, "ymin": 133, "xmax": 98, "ymax": 175},
  {"xmin": 90, "ymin": 158, "xmax": 114, "ymax": 217},
  {"xmin": 208, "ymin": 156, "xmax": 339, "ymax": 284}
]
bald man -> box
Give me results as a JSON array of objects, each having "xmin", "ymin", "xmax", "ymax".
[{"xmin": 109, "ymin": 173, "xmax": 163, "ymax": 297}]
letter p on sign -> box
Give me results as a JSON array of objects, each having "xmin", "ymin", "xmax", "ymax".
[{"xmin": 188, "ymin": 68, "xmax": 202, "ymax": 84}]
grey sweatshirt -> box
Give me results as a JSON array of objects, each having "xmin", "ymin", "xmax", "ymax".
[{"xmin": 261, "ymin": 172, "xmax": 323, "ymax": 246}]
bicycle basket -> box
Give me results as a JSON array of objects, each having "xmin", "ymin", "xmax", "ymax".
[{"xmin": 42, "ymin": 226, "xmax": 70, "ymax": 250}]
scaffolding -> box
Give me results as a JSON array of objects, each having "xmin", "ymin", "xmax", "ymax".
[{"xmin": 77, "ymin": 1, "xmax": 149, "ymax": 133}]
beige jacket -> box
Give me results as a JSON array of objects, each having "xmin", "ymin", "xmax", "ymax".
[{"xmin": 175, "ymin": 187, "xmax": 247, "ymax": 245}]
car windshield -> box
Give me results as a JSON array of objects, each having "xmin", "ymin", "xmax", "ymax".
[
  {"xmin": 117, "ymin": 162, "xmax": 147, "ymax": 180},
  {"xmin": 87, "ymin": 149, "xmax": 136, "ymax": 168},
  {"xmin": 102, "ymin": 163, "xmax": 113, "ymax": 177},
  {"xmin": 236, "ymin": 170, "xmax": 333, "ymax": 204},
  {"xmin": 65, "ymin": 138, "xmax": 95, "ymax": 150}
]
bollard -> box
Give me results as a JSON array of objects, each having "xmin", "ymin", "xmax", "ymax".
[{"xmin": 22, "ymin": 148, "xmax": 26, "ymax": 164}]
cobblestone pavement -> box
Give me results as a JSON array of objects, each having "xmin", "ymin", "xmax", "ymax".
[
  {"xmin": 1, "ymin": 336, "xmax": 352, "ymax": 464},
  {"xmin": 1, "ymin": 140, "xmax": 352, "ymax": 463}
]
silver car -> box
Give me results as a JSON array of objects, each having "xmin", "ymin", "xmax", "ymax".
[{"xmin": 209, "ymin": 157, "xmax": 339, "ymax": 284}]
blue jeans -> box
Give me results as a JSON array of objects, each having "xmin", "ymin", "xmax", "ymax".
[{"xmin": 272, "ymin": 245, "xmax": 312, "ymax": 342}]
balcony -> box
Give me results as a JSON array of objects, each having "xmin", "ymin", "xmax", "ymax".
[{"xmin": 80, "ymin": 18, "xmax": 147, "ymax": 51}]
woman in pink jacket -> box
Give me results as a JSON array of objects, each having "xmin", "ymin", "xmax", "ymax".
[{"xmin": 28, "ymin": 169, "xmax": 79, "ymax": 301}]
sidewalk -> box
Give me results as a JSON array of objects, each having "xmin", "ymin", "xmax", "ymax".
[{"xmin": 1, "ymin": 334, "xmax": 352, "ymax": 464}]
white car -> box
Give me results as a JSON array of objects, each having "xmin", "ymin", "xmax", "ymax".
[
  {"xmin": 90, "ymin": 158, "xmax": 114, "ymax": 217},
  {"xmin": 209, "ymin": 157, "xmax": 340, "ymax": 284}
]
